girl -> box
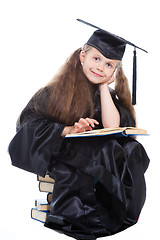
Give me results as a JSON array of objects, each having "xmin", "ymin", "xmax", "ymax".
[{"xmin": 9, "ymin": 20, "xmax": 149, "ymax": 240}]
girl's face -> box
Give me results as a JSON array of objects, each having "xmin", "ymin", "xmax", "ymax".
[{"xmin": 80, "ymin": 47, "xmax": 119, "ymax": 85}]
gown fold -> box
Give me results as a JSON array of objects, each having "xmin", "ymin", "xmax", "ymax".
[{"xmin": 8, "ymin": 89, "xmax": 150, "ymax": 239}]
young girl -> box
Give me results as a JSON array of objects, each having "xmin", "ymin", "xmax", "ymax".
[{"xmin": 9, "ymin": 20, "xmax": 149, "ymax": 240}]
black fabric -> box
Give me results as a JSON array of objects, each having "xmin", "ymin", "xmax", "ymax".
[
  {"xmin": 77, "ymin": 18, "xmax": 148, "ymax": 60},
  {"xmin": 8, "ymin": 89, "xmax": 149, "ymax": 240},
  {"xmin": 87, "ymin": 29, "xmax": 126, "ymax": 60},
  {"xmin": 45, "ymin": 137, "xmax": 149, "ymax": 239}
]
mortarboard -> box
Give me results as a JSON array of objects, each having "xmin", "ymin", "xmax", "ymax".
[{"xmin": 77, "ymin": 19, "xmax": 148, "ymax": 105}]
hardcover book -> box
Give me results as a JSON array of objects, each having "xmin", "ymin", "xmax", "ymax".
[
  {"xmin": 39, "ymin": 181, "xmax": 54, "ymax": 193},
  {"xmin": 35, "ymin": 199, "xmax": 50, "ymax": 211},
  {"xmin": 37, "ymin": 175, "xmax": 55, "ymax": 183},
  {"xmin": 65, "ymin": 127, "xmax": 148, "ymax": 138},
  {"xmin": 31, "ymin": 208, "xmax": 48, "ymax": 223}
]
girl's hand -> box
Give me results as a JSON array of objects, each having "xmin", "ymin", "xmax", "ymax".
[
  {"xmin": 61, "ymin": 118, "xmax": 99, "ymax": 136},
  {"xmin": 72, "ymin": 118, "xmax": 99, "ymax": 133},
  {"xmin": 106, "ymin": 77, "xmax": 115, "ymax": 86},
  {"xmin": 99, "ymin": 76, "xmax": 114, "ymax": 90}
]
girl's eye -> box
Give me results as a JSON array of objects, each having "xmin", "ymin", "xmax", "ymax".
[
  {"xmin": 94, "ymin": 57, "xmax": 100, "ymax": 61},
  {"xmin": 106, "ymin": 63, "xmax": 112, "ymax": 68}
]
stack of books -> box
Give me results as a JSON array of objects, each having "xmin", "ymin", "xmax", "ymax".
[{"xmin": 31, "ymin": 175, "xmax": 54, "ymax": 223}]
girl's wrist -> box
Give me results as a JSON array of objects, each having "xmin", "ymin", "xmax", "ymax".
[
  {"xmin": 99, "ymin": 82, "xmax": 109, "ymax": 92},
  {"xmin": 61, "ymin": 126, "xmax": 74, "ymax": 136}
]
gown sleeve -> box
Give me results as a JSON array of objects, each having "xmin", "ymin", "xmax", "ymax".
[
  {"xmin": 8, "ymin": 94, "xmax": 65, "ymax": 177},
  {"xmin": 115, "ymin": 101, "xmax": 135, "ymax": 127}
]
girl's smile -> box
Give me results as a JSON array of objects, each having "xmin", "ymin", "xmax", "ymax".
[{"xmin": 91, "ymin": 69, "xmax": 103, "ymax": 78}]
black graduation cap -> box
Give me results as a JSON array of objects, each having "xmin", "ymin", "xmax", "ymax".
[{"xmin": 77, "ymin": 19, "xmax": 148, "ymax": 105}]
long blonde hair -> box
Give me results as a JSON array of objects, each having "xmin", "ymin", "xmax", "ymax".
[{"xmin": 33, "ymin": 45, "xmax": 136, "ymax": 125}]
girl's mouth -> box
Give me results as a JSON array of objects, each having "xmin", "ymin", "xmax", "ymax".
[{"xmin": 91, "ymin": 70, "xmax": 103, "ymax": 77}]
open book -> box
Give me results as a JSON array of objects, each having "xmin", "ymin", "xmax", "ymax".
[{"xmin": 65, "ymin": 127, "xmax": 148, "ymax": 138}]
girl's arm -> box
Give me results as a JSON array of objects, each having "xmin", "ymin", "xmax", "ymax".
[{"xmin": 99, "ymin": 82, "xmax": 120, "ymax": 128}]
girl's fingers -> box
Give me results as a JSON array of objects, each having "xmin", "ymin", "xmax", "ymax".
[
  {"xmin": 78, "ymin": 118, "xmax": 90, "ymax": 127},
  {"xmin": 78, "ymin": 118, "xmax": 98, "ymax": 128},
  {"xmin": 85, "ymin": 118, "xmax": 99, "ymax": 127},
  {"xmin": 73, "ymin": 118, "xmax": 99, "ymax": 133},
  {"xmin": 74, "ymin": 122, "xmax": 82, "ymax": 129}
]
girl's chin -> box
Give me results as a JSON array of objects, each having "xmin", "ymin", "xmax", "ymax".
[{"xmin": 87, "ymin": 77, "xmax": 106, "ymax": 85}]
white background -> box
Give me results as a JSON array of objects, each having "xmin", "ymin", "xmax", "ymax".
[{"xmin": 0, "ymin": 0, "xmax": 160, "ymax": 239}]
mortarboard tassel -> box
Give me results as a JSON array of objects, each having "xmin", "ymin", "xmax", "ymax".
[{"xmin": 132, "ymin": 48, "xmax": 137, "ymax": 105}]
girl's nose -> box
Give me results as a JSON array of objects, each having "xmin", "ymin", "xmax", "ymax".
[{"xmin": 96, "ymin": 63, "xmax": 104, "ymax": 72}]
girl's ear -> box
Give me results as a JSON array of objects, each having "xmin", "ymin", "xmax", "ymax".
[{"xmin": 79, "ymin": 51, "xmax": 85, "ymax": 64}]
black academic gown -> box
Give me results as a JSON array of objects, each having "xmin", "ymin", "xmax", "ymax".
[{"xmin": 8, "ymin": 89, "xmax": 150, "ymax": 240}]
